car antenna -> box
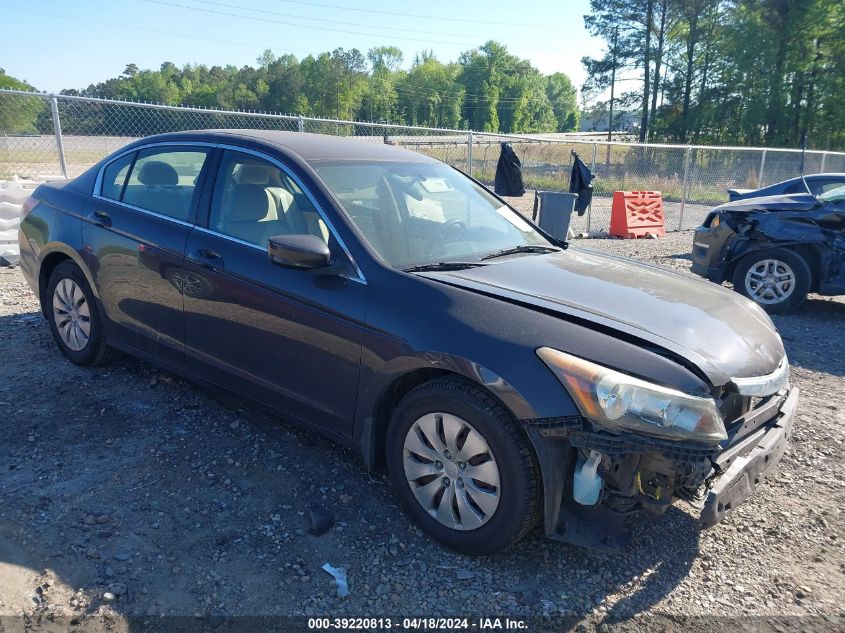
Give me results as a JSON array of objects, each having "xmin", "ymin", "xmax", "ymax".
[{"xmin": 799, "ymin": 132, "xmax": 811, "ymax": 196}]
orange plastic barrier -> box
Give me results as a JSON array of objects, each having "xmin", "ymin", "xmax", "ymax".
[{"xmin": 609, "ymin": 191, "xmax": 666, "ymax": 238}]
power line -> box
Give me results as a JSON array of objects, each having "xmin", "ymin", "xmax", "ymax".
[
  {"xmin": 1, "ymin": 3, "xmax": 564, "ymax": 110},
  {"xmin": 394, "ymin": 83, "xmax": 548, "ymax": 105},
  {"xmin": 141, "ymin": 0, "xmax": 558, "ymax": 103},
  {"xmin": 190, "ymin": 0, "xmax": 469, "ymax": 39},
  {"xmin": 143, "ymin": 0, "xmax": 473, "ymax": 46},
  {"xmin": 143, "ymin": 0, "xmax": 563, "ymax": 55},
  {"xmin": 265, "ymin": 0, "xmax": 560, "ymax": 29},
  {"xmin": 0, "ymin": 4, "xmax": 313, "ymax": 58}
]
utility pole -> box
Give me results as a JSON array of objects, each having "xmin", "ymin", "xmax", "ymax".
[{"xmin": 607, "ymin": 25, "xmax": 618, "ymax": 144}]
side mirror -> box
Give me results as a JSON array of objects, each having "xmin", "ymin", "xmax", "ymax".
[{"xmin": 268, "ymin": 234, "xmax": 331, "ymax": 270}]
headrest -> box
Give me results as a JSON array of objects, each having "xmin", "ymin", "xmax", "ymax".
[
  {"xmin": 225, "ymin": 184, "xmax": 272, "ymax": 222},
  {"xmin": 236, "ymin": 163, "xmax": 274, "ymax": 185},
  {"xmin": 137, "ymin": 161, "xmax": 179, "ymax": 186}
]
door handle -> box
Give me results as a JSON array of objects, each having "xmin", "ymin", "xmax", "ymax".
[
  {"xmin": 189, "ymin": 248, "xmax": 224, "ymax": 270},
  {"xmin": 88, "ymin": 210, "xmax": 111, "ymax": 227}
]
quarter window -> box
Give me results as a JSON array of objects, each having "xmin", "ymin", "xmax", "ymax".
[
  {"xmin": 209, "ymin": 151, "xmax": 328, "ymax": 247},
  {"xmin": 120, "ymin": 147, "xmax": 209, "ymax": 221},
  {"xmin": 100, "ymin": 152, "xmax": 134, "ymax": 201}
]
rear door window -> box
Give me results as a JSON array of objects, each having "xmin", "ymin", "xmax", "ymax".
[{"xmin": 121, "ymin": 147, "xmax": 209, "ymax": 221}]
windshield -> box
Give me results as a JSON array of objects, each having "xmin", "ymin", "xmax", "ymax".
[
  {"xmin": 819, "ymin": 184, "xmax": 845, "ymax": 203},
  {"xmin": 311, "ymin": 160, "xmax": 552, "ymax": 269}
]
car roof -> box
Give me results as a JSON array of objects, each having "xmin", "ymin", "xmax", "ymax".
[
  {"xmin": 769, "ymin": 173, "xmax": 845, "ymax": 186},
  {"xmin": 129, "ymin": 129, "xmax": 440, "ymax": 164},
  {"xmin": 788, "ymin": 173, "xmax": 845, "ymax": 182}
]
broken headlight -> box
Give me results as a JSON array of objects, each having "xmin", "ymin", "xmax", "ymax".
[{"xmin": 537, "ymin": 347, "xmax": 727, "ymax": 443}]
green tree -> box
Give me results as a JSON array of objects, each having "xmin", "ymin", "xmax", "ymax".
[
  {"xmin": 398, "ymin": 55, "xmax": 462, "ymax": 128},
  {"xmin": 457, "ymin": 41, "xmax": 557, "ymax": 133},
  {"xmin": 264, "ymin": 54, "xmax": 307, "ymax": 114},
  {"xmin": 545, "ymin": 72, "xmax": 579, "ymax": 131},
  {"xmin": 362, "ymin": 47, "xmax": 404, "ymax": 122},
  {"xmin": 582, "ymin": 0, "xmax": 649, "ymax": 140},
  {"xmin": 0, "ymin": 70, "xmax": 44, "ymax": 133},
  {"xmin": 582, "ymin": 0, "xmax": 845, "ymax": 149}
]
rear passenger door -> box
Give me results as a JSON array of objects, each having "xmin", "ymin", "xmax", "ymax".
[{"xmin": 81, "ymin": 144, "xmax": 212, "ymax": 366}]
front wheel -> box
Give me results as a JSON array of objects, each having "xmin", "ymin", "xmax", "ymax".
[
  {"xmin": 386, "ymin": 377, "xmax": 541, "ymax": 555},
  {"xmin": 732, "ymin": 249, "xmax": 812, "ymax": 314}
]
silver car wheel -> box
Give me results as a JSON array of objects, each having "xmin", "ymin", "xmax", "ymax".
[
  {"xmin": 52, "ymin": 278, "xmax": 91, "ymax": 351},
  {"xmin": 744, "ymin": 258, "xmax": 796, "ymax": 305},
  {"xmin": 402, "ymin": 412, "xmax": 501, "ymax": 531}
]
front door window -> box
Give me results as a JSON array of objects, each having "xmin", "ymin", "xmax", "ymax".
[{"xmin": 209, "ymin": 151, "xmax": 329, "ymax": 246}]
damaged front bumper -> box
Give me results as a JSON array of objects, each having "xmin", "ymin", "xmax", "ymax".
[
  {"xmin": 701, "ymin": 386, "xmax": 797, "ymax": 526},
  {"xmin": 527, "ymin": 386, "xmax": 798, "ymax": 551},
  {"xmin": 690, "ymin": 220, "xmax": 736, "ymax": 283}
]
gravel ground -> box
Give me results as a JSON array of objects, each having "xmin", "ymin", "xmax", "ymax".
[{"xmin": 0, "ymin": 232, "xmax": 843, "ymax": 631}]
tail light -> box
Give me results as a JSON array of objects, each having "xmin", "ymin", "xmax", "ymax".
[{"xmin": 21, "ymin": 195, "xmax": 38, "ymax": 218}]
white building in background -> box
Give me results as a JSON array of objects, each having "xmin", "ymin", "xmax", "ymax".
[{"xmin": 579, "ymin": 110, "xmax": 639, "ymax": 134}]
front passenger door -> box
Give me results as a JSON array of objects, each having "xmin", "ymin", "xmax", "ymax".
[{"xmin": 182, "ymin": 149, "xmax": 367, "ymax": 436}]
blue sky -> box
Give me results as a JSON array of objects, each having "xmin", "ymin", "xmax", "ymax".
[{"xmin": 0, "ymin": 0, "xmax": 601, "ymax": 93}]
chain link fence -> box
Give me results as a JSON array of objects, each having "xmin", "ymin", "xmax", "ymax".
[{"xmin": 3, "ymin": 88, "xmax": 844, "ymax": 232}]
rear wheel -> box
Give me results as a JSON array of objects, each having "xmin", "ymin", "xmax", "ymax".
[
  {"xmin": 46, "ymin": 261, "xmax": 117, "ymax": 365},
  {"xmin": 732, "ymin": 249, "xmax": 811, "ymax": 314},
  {"xmin": 386, "ymin": 377, "xmax": 541, "ymax": 555}
]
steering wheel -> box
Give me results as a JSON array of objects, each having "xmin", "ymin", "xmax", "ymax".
[{"xmin": 440, "ymin": 219, "xmax": 468, "ymax": 242}]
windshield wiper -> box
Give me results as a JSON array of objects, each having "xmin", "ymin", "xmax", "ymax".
[
  {"xmin": 403, "ymin": 261, "xmax": 487, "ymax": 273},
  {"xmin": 480, "ymin": 245, "xmax": 561, "ymax": 261}
]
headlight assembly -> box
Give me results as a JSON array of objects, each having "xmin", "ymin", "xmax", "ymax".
[{"xmin": 537, "ymin": 347, "xmax": 727, "ymax": 442}]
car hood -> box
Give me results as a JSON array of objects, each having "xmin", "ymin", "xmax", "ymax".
[
  {"xmin": 716, "ymin": 193, "xmax": 820, "ymax": 213},
  {"xmin": 422, "ymin": 247, "xmax": 785, "ymax": 386}
]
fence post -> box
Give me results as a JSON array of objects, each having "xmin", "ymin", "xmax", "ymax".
[
  {"xmin": 587, "ymin": 142, "xmax": 597, "ymax": 233},
  {"xmin": 678, "ymin": 145, "xmax": 691, "ymax": 231},
  {"xmin": 758, "ymin": 149, "xmax": 767, "ymax": 188},
  {"xmin": 467, "ymin": 131, "xmax": 474, "ymax": 177},
  {"xmin": 297, "ymin": 115, "xmax": 305, "ymax": 133},
  {"xmin": 820, "ymin": 151, "xmax": 827, "ymax": 173},
  {"xmin": 50, "ymin": 96, "xmax": 68, "ymax": 179}
]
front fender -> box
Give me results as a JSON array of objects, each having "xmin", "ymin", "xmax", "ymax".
[{"xmin": 367, "ymin": 350, "xmax": 544, "ymax": 421}]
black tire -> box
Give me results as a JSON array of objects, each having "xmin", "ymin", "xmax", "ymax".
[
  {"xmin": 386, "ymin": 377, "xmax": 541, "ymax": 555},
  {"xmin": 732, "ymin": 248, "xmax": 812, "ymax": 314},
  {"xmin": 45, "ymin": 261, "xmax": 118, "ymax": 366}
]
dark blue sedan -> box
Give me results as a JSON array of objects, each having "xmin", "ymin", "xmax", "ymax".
[
  {"xmin": 17, "ymin": 130, "xmax": 797, "ymax": 554},
  {"xmin": 728, "ymin": 173, "xmax": 845, "ymax": 201}
]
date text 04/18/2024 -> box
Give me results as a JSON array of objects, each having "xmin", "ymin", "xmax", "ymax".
[{"xmin": 307, "ymin": 617, "xmax": 528, "ymax": 630}]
